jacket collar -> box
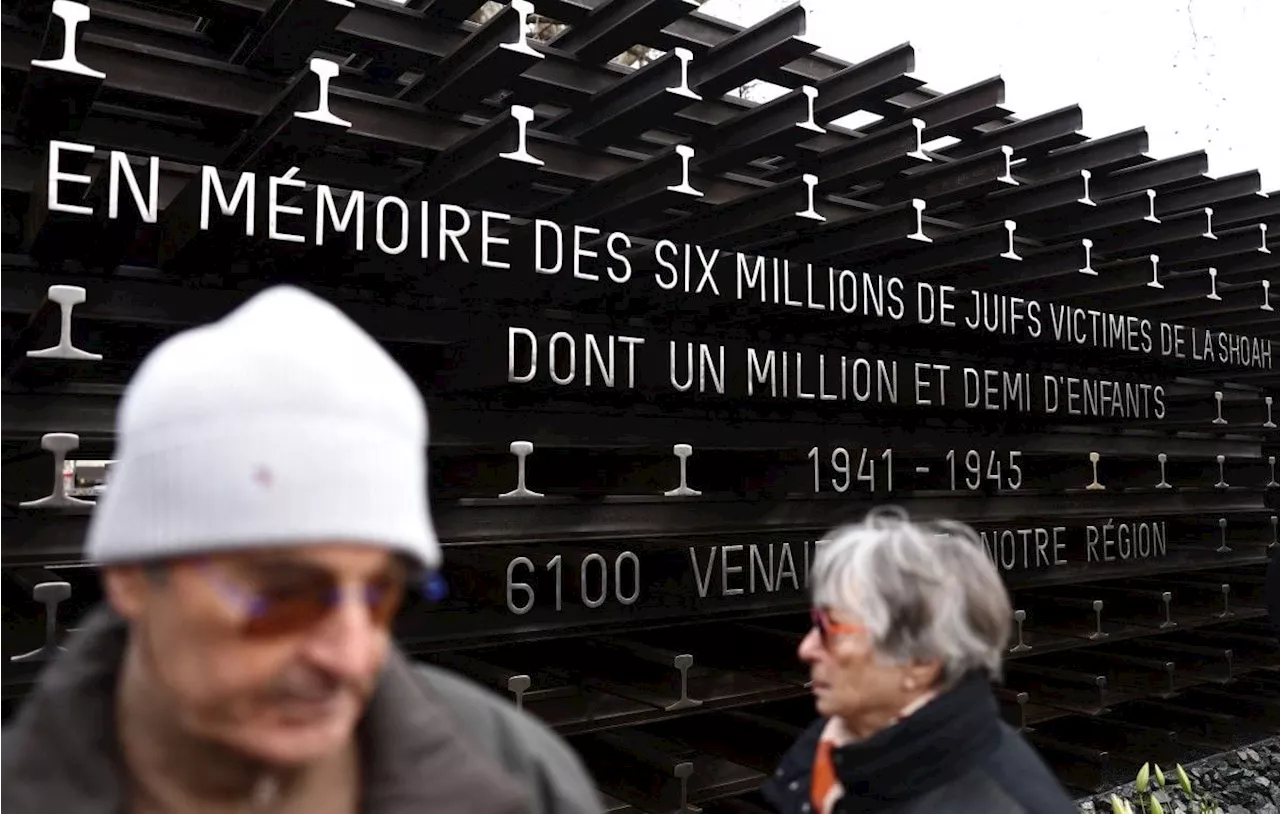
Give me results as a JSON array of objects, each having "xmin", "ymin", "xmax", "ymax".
[
  {"xmin": 830, "ymin": 671, "xmax": 1003, "ymax": 806},
  {"xmin": 2, "ymin": 605, "xmax": 530, "ymax": 814}
]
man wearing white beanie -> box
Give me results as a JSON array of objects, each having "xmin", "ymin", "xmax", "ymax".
[{"xmin": 2, "ymin": 286, "xmax": 601, "ymax": 814}]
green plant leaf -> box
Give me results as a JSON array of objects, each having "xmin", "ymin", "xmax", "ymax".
[
  {"xmin": 1176, "ymin": 764, "xmax": 1193, "ymax": 796},
  {"xmin": 1150, "ymin": 796, "xmax": 1164, "ymax": 814},
  {"xmin": 1154, "ymin": 764, "xmax": 1166, "ymax": 787},
  {"xmin": 1137, "ymin": 762, "xmax": 1151, "ymax": 793},
  {"xmin": 1110, "ymin": 794, "xmax": 1128, "ymax": 814}
]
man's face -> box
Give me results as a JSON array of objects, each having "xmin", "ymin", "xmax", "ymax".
[{"xmin": 106, "ymin": 544, "xmax": 406, "ymax": 766}]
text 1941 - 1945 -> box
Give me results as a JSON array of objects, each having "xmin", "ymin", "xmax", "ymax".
[{"xmin": 806, "ymin": 447, "xmax": 1025, "ymax": 494}]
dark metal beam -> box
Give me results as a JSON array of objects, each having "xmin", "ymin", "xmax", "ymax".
[
  {"xmin": 11, "ymin": 6, "xmax": 787, "ymax": 155},
  {"xmin": 1016, "ymin": 188, "xmax": 1158, "ymax": 241},
  {"xmin": 809, "ymin": 42, "xmax": 919, "ymax": 125},
  {"xmin": 1210, "ymin": 191, "xmax": 1279, "ymax": 230},
  {"xmin": 403, "ymin": 105, "xmax": 546, "ymax": 201},
  {"xmin": 19, "ymin": 145, "xmax": 81, "ymax": 263},
  {"xmin": 547, "ymin": 47, "xmax": 701, "ymax": 145},
  {"xmin": 0, "ymin": 30, "xmax": 907, "ymax": 218},
  {"xmin": 2, "ymin": 25, "xmax": 278, "ymax": 117},
  {"xmin": 165, "ymin": 0, "xmax": 859, "ymax": 109},
  {"xmin": 662, "ymin": 6, "xmax": 880, "ymax": 78},
  {"xmin": 1159, "ymin": 224, "xmax": 1271, "ymax": 271},
  {"xmin": 71, "ymin": 0, "xmax": 1026, "ymax": 137},
  {"xmin": 1155, "ymin": 172, "xmax": 1264, "ymax": 218},
  {"xmin": 655, "ymin": 7, "xmax": 1028, "ymax": 144},
  {"xmin": 865, "ymin": 77, "xmax": 1007, "ymax": 142},
  {"xmin": 1160, "ymin": 274, "xmax": 1276, "ymax": 322},
  {"xmin": 422, "ymin": 0, "xmax": 488, "ymax": 24},
  {"xmin": 646, "ymin": 172, "xmax": 824, "ymax": 246},
  {"xmin": 768, "ymin": 198, "xmax": 928, "ymax": 263},
  {"xmin": 400, "ymin": 0, "xmax": 543, "ymax": 113},
  {"xmin": 859, "ymin": 145, "xmax": 1016, "ymax": 209},
  {"xmin": 549, "ymin": 0, "xmax": 698, "ymax": 65},
  {"xmin": 947, "ymin": 170, "xmax": 1094, "ymax": 225},
  {"xmin": 14, "ymin": 0, "xmax": 107, "ymax": 146},
  {"xmin": 1215, "ymin": 254, "xmax": 1279, "ymax": 280},
  {"xmin": 0, "ymin": 21, "xmax": 860, "ymax": 222},
  {"xmin": 688, "ymin": 2, "xmax": 815, "ymax": 98},
  {"xmin": 230, "ymin": 0, "xmax": 354, "ymax": 74},
  {"xmin": 1017, "ymin": 128, "xmax": 1149, "ymax": 182},
  {"xmin": 20, "ymin": 141, "xmax": 156, "ymax": 272},
  {"xmin": 941, "ymin": 105, "xmax": 1084, "ymax": 161},
  {"xmin": 534, "ymin": 144, "xmax": 704, "ymax": 225},
  {"xmin": 1024, "ymin": 255, "xmax": 1163, "ymax": 303},
  {"xmin": 691, "ymin": 84, "xmax": 823, "ymax": 174},
  {"xmin": 798, "ymin": 118, "xmax": 928, "ymax": 191},
  {"xmin": 974, "ymin": 239, "xmax": 1094, "ymax": 289},
  {"xmin": 873, "ymin": 219, "xmax": 1021, "ymax": 279},
  {"xmin": 1092, "ymin": 208, "xmax": 1214, "ymax": 259},
  {"xmin": 0, "ymin": 0, "xmax": 967, "ymax": 212},
  {"xmin": 0, "ymin": 284, "xmax": 80, "ymax": 386},
  {"xmin": 80, "ymin": 155, "xmax": 151, "ymax": 273},
  {"xmin": 1094, "ymin": 151, "xmax": 1211, "ymax": 200},
  {"xmin": 220, "ymin": 58, "xmax": 355, "ymax": 172},
  {"xmin": 157, "ymin": 60, "xmax": 354, "ymax": 268},
  {"xmin": 332, "ymin": 5, "xmax": 776, "ymax": 134},
  {"xmin": 0, "ymin": 266, "xmax": 473, "ymax": 345},
  {"xmin": 14, "ymin": 0, "xmax": 57, "ymax": 24},
  {"xmin": 1073, "ymin": 264, "xmax": 1220, "ymax": 312}
]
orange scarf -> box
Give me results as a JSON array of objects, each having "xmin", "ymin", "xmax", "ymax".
[
  {"xmin": 810, "ymin": 738, "xmax": 840, "ymax": 813},
  {"xmin": 810, "ymin": 718, "xmax": 851, "ymax": 814}
]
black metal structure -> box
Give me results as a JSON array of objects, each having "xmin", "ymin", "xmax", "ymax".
[{"xmin": 2, "ymin": 0, "xmax": 1278, "ymax": 806}]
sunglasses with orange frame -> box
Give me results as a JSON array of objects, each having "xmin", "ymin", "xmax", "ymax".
[{"xmin": 810, "ymin": 607, "xmax": 867, "ymax": 647}]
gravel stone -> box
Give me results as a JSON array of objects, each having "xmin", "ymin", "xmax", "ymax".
[{"xmin": 1078, "ymin": 737, "xmax": 1280, "ymax": 814}]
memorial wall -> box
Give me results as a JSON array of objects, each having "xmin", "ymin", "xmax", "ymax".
[{"xmin": 2, "ymin": 0, "xmax": 1277, "ymax": 808}]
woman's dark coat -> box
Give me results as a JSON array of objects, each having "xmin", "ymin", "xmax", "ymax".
[{"xmin": 760, "ymin": 672, "xmax": 1078, "ymax": 814}]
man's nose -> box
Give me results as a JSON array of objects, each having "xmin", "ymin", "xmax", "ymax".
[
  {"xmin": 798, "ymin": 627, "xmax": 823, "ymax": 664},
  {"xmin": 303, "ymin": 592, "xmax": 384, "ymax": 678}
]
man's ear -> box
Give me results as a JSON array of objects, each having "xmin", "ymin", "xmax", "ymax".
[{"xmin": 101, "ymin": 565, "xmax": 153, "ymax": 621}]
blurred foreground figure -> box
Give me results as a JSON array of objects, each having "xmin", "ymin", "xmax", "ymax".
[
  {"xmin": 2, "ymin": 286, "xmax": 600, "ymax": 814},
  {"xmin": 762, "ymin": 508, "xmax": 1076, "ymax": 814}
]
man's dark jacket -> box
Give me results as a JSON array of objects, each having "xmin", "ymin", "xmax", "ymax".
[
  {"xmin": 1, "ymin": 606, "xmax": 601, "ymax": 814},
  {"xmin": 760, "ymin": 672, "xmax": 1077, "ymax": 814}
]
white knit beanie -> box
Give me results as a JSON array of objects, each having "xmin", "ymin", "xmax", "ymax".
[{"xmin": 85, "ymin": 285, "xmax": 441, "ymax": 570}]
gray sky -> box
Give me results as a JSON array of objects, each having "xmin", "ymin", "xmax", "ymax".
[{"xmin": 702, "ymin": 0, "xmax": 1278, "ymax": 189}]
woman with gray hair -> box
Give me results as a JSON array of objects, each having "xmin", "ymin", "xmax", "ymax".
[{"xmin": 761, "ymin": 508, "xmax": 1076, "ymax": 814}]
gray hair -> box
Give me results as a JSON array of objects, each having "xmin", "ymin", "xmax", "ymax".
[{"xmin": 809, "ymin": 506, "xmax": 1012, "ymax": 686}]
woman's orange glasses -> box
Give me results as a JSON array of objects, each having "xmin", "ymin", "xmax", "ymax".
[{"xmin": 810, "ymin": 607, "xmax": 866, "ymax": 647}]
